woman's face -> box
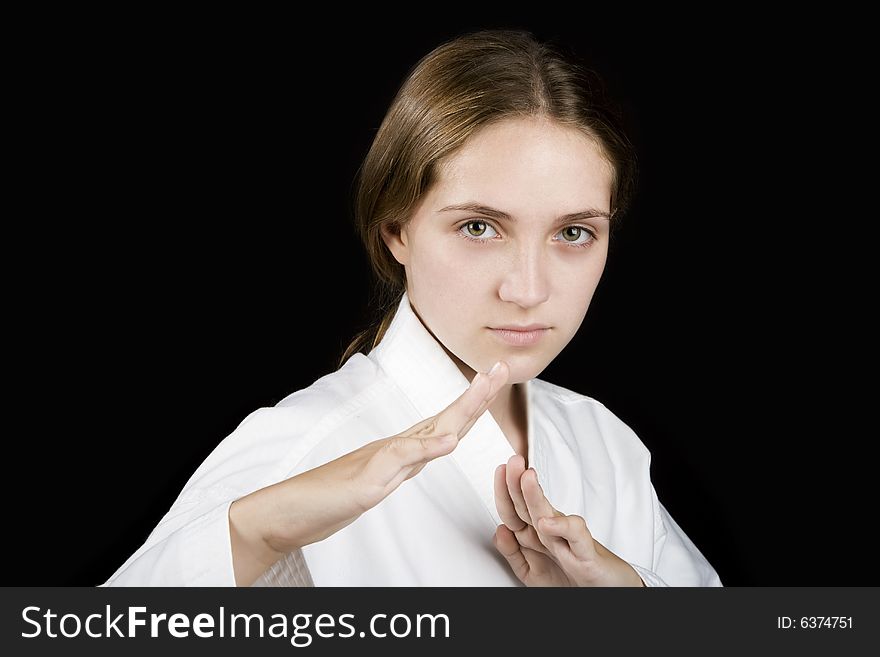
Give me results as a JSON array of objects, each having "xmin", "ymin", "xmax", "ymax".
[{"xmin": 382, "ymin": 116, "xmax": 614, "ymax": 384}]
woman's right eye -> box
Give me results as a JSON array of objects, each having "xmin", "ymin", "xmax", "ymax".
[{"xmin": 459, "ymin": 220, "xmax": 499, "ymax": 242}]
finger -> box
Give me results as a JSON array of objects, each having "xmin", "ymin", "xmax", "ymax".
[
  {"xmin": 361, "ymin": 433, "xmax": 458, "ymax": 495},
  {"xmin": 537, "ymin": 514, "xmax": 597, "ymax": 562},
  {"xmin": 521, "ymin": 468, "xmax": 567, "ymax": 552},
  {"xmin": 452, "ymin": 361, "xmax": 509, "ymax": 438},
  {"xmin": 495, "ymin": 526, "xmax": 557, "ymax": 585},
  {"xmin": 494, "ymin": 464, "xmax": 528, "ymax": 531},
  {"xmin": 521, "ymin": 468, "xmax": 562, "ymax": 520},
  {"xmin": 505, "ymin": 454, "xmax": 532, "ymax": 526},
  {"xmin": 459, "ymin": 361, "xmax": 510, "ymax": 436},
  {"xmin": 455, "ymin": 375, "xmax": 505, "ymax": 439},
  {"xmin": 493, "ymin": 524, "xmax": 530, "ymax": 583},
  {"xmin": 434, "ymin": 361, "xmax": 510, "ymax": 439},
  {"xmin": 512, "ymin": 524, "xmax": 551, "ymax": 554}
]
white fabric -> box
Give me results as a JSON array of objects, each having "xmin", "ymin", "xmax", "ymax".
[{"xmin": 102, "ymin": 291, "xmax": 722, "ymax": 587}]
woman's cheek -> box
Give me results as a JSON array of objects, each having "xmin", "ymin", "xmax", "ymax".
[{"xmin": 435, "ymin": 240, "xmax": 493, "ymax": 273}]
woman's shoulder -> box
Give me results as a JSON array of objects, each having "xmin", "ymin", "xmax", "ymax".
[
  {"xmin": 238, "ymin": 352, "xmax": 391, "ymax": 440},
  {"xmin": 530, "ymin": 377, "xmax": 613, "ymax": 413},
  {"xmin": 243, "ymin": 352, "xmax": 417, "ymax": 465},
  {"xmin": 177, "ymin": 353, "xmax": 395, "ymax": 496},
  {"xmin": 274, "ymin": 352, "xmax": 384, "ymax": 412},
  {"xmin": 530, "ymin": 377, "xmax": 651, "ymax": 459}
]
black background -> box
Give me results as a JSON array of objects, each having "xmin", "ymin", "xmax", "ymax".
[{"xmin": 8, "ymin": 11, "xmax": 872, "ymax": 586}]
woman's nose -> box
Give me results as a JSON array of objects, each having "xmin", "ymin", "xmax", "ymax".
[{"xmin": 497, "ymin": 246, "xmax": 550, "ymax": 308}]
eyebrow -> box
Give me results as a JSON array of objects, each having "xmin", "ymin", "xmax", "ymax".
[{"xmin": 438, "ymin": 202, "xmax": 613, "ymax": 225}]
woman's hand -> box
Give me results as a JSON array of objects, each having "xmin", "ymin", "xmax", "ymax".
[
  {"xmin": 229, "ymin": 361, "xmax": 510, "ymax": 585},
  {"xmin": 492, "ymin": 454, "xmax": 645, "ymax": 587}
]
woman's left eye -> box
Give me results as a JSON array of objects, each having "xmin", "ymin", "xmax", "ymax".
[{"xmin": 554, "ymin": 225, "xmax": 595, "ymax": 247}]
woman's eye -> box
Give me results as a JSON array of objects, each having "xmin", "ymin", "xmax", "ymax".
[
  {"xmin": 460, "ymin": 220, "xmax": 498, "ymax": 240},
  {"xmin": 458, "ymin": 220, "xmax": 596, "ymax": 248},
  {"xmin": 555, "ymin": 226, "xmax": 595, "ymax": 247}
]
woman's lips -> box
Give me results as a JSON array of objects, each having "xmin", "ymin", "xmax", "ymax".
[{"xmin": 489, "ymin": 327, "xmax": 550, "ymax": 346}]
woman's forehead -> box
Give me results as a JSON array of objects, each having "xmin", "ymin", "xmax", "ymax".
[{"xmin": 432, "ymin": 119, "xmax": 613, "ymax": 214}]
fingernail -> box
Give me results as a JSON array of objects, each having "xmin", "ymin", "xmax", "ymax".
[{"xmin": 489, "ymin": 361, "xmax": 502, "ymax": 376}]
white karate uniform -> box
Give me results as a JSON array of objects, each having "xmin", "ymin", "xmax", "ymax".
[{"xmin": 103, "ymin": 291, "xmax": 722, "ymax": 587}]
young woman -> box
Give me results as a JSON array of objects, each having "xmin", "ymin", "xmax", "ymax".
[{"xmin": 104, "ymin": 29, "xmax": 722, "ymax": 587}]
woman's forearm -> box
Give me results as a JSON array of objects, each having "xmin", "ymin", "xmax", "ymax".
[{"xmin": 228, "ymin": 489, "xmax": 288, "ymax": 587}]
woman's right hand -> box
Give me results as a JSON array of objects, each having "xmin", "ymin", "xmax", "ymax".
[{"xmin": 229, "ymin": 360, "xmax": 509, "ymax": 585}]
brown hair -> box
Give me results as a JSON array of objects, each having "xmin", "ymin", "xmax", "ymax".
[{"xmin": 338, "ymin": 28, "xmax": 638, "ymax": 369}]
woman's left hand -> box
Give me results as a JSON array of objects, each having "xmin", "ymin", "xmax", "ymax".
[{"xmin": 493, "ymin": 455, "xmax": 645, "ymax": 587}]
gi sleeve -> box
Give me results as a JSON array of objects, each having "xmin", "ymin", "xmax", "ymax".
[{"xmin": 629, "ymin": 485, "xmax": 723, "ymax": 587}]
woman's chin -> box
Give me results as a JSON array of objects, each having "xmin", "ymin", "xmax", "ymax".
[{"xmin": 492, "ymin": 356, "xmax": 548, "ymax": 385}]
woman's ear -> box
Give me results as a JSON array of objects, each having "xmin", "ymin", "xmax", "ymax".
[{"xmin": 380, "ymin": 222, "xmax": 409, "ymax": 266}]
